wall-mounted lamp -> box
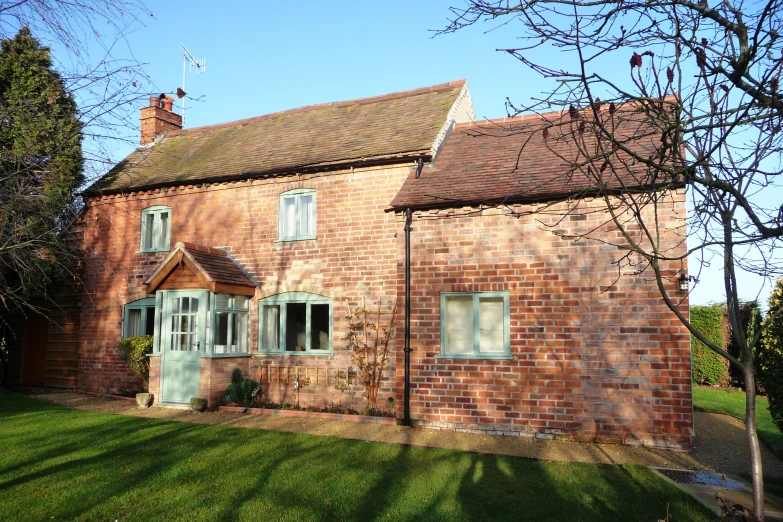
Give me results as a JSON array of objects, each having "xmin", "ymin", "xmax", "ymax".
[{"xmin": 677, "ymin": 268, "xmax": 698, "ymax": 292}]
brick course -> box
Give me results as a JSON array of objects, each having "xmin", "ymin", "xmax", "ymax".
[
  {"xmin": 79, "ymin": 164, "xmax": 408, "ymax": 408},
  {"xmin": 396, "ymin": 193, "xmax": 692, "ymax": 450},
  {"xmin": 77, "ymin": 162, "xmax": 692, "ymax": 449}
]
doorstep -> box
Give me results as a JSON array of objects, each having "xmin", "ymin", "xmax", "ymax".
[{"xmin": 652, "ymin": 468, "xmax": 783, "ymax": 520}]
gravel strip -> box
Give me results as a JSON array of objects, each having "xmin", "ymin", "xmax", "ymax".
[{"xmin": 18, "ymin": 390, "xmax": 783, "ymax": 477}]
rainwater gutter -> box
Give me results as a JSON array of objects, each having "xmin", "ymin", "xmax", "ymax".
[{"xmin": 403, "ymin": 207, "xmax": 413, "ymax": 427}]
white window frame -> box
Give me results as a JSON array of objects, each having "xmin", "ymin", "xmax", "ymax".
[
  {"xmin": 258, "ymin": 292, "xmax": 332, "ymax": 355},
  {"xmin": 140, "ymin": 205, "xmax": 171, "ymax": 252},
  {"xmin": 277, "ymin": 189, "xmax": 316, "ymax": 241},
  {"xmin": 439, "ymin": 291, "xmax": 512, "ymax": 359},
  {"xmin": 123, "ymin": 298, "xmax": 156, "ymax": 339}
]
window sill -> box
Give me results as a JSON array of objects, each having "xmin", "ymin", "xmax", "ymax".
[
  {"xmin": 138, "ymin": 248, "xmax": 171, "ymax": 254},
  {"xmin": 435, "ymin": 355, "xmax": 514, "ymax": 361},
  {"xmin": 253, "ymin": 351, "xmax": 334, "ymax": 357},
  {"xmin": 147, "ymin": 353, "xmax": 162, "ymax": 357},
  {"xmin": 202, "ymin": 353, "xmax": 252, "ymax": 359},
  {"xmin": 275, "ymin": 236, "xmax": 317, "ymax": 243}
]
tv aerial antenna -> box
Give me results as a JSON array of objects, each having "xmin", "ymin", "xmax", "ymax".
[{"xmin": 179, "ymin": 44, "xmax": 206, "ymax": 126}]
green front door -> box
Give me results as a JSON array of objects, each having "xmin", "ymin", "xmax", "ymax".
[{"xmin": 161, "ymin": 290, "xmax": 206, "ymax": 404}]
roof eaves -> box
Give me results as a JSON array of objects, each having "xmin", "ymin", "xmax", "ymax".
[
  {"xmin": 84, "ymin": 150, "xmax": 432, "ymax": 198},
  {"xmin": 385, "ymin": 181, "xmax": 686, "ymax": 213}
]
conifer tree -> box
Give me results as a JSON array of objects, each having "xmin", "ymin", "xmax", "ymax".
[
  {"xmin": 761, "ymin": 279, "xmax": 783, "ymax": 432},
  {"xmin": 0, "ymin": 27, "xmax": 83, "ymax": 312}
]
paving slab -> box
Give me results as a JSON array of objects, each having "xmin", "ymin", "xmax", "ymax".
[{"xmin": 652, "ymin": 468, "xmax": 783, "ymax": 521}]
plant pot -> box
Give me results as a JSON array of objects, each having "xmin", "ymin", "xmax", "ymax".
[
  {"xmin": 136, "ymin": 392, "xmax": 153, "ymax": 408},
  {"xmin": 190, "ymin": 397, "xmax": 208, "ymax": 412}
]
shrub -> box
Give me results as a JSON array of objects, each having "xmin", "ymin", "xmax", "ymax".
[
  {"xmin": 346, "ymin": 297, "xmax": 396, "ymax": 410},
  {"xmin": 690, "ymin": 305, "xmax": 729, "ymax": 385},
  {"xmin": 761, "ymin": 279, "xmax": 783, "ymax": 431},
  {"xmin": 224, "ymin": 368, "xmax": 261, "ymax": 407},
  {"xmin": 117, "ymin": 335, "xmax": 153, "ymax": 384}
]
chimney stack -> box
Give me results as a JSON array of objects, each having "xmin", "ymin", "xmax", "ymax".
[{"xmin": 140, "ymin": 94, "xmax": 182, "ymax": 145}]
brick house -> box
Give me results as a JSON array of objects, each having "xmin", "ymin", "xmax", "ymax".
[{"xmin": 6, "ymin": 81, "xmax": 693, "ymax": 450}]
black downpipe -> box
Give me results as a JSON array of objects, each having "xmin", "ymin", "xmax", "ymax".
[{"xmin": 404, "ymin": 207, "xmax": 413, "ymax": 427}]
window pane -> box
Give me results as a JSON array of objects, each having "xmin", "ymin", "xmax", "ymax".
[
  {"xmin": 285, "ymin": 302, "xmax": 307, "ymax": 351},
  {"xmin": 155, "ymin": 212, "xmax": 169, "ymax": 250},
  {"xmin": 215, "ymin": 312, "xmax": 229, "ymax": 353},
  {"xmin": 127, "ymin": 309, "xmax": 142, "ymax": 337},
  {"xmin": 282, "ymin": 197, "xmax": 296, "ymax": 238},
  {"xmin": 172, "ymin": 298, "xmax": 180, "ymax": 313},
  {"xmin": 445, "ymin": 296, "xmax": 473, "ymax": 354},
  {"xmin": 234, "ymin": 295, "xmax": 249, "ymax": 310},
  {"xmin": 479, "ymin": 297, "xmax": 505, "ymax": 353},
  {"xmin": 215, "ymin": 294, "xmax": 231, "ymax": 309},
  {"xmin": 181, "ymin": 297, "xmax": 189, "ymax": 313},
  {"xmin": 299, "ymin": 195, "xmax": 313, "ymax": 236},
  {"xmin": 234, "ymin": 312, "xmax": 248, "ymax": 353},
  {"xmin": 143, "ymin": 213, "xmax": 155, "ymax": 249},
  {"xmin": 190, "ymin": 298, "xmax": 198, "ymax": 314},
  {"xmin": 158, "ymin": 212, "xmax": 169, "ymax": 250},
  {"xmin": 310, "ymin": 303, "xmax": 329, "ymax": 350},
  {"xmin": 262, "ymin": 305, "xmax": 280, "ymax": 350},
  {"xmin": 144, "ymin": 307, "xmax": 155, "ymax": 336}
]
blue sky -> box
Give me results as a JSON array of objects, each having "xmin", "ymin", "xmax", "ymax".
[{"xmin": 69, "ymin": 1, "xmax": 777, "ymax": 309}]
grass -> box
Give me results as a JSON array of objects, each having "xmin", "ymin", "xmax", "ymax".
[
  {"xmin": 0, "ymin": 393, "xmax": 716, "ymax": 522},
  {"xmin": 692, "ymin": 386, "xmax": 783, "ymax": 457}
]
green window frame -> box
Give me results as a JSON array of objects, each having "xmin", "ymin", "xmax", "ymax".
[
  {"xmin": 439, "ymin": 291, "xmax": 511, "ymax": 359},
  {"xmin": 278, "ymin": 189, "xmax": 316, "ymax": 241},
  {"xmin": 211, "ymin": 293, "xmax": 250, "ymax": 355},
  {"xmin": 258, "ymin": 292, "xmax": 332, "ymax": 355},
  {"xmin": 123, "ymin": 298, "xmax": 156, "ymax": 339},
  {"xmin": 140, "ymin": 205, "xmax": 171, "ymax": 252}
]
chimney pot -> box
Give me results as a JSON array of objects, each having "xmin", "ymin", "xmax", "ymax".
[
  {"xmin": 149, "ymin": 95, "xmax": 160, "ymax": 108},
  {"xmin": 161, "ymin": 96, "xmax": 174, "ymax": 112}
]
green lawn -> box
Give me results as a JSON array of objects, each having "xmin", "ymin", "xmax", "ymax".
[
  {"xmin": 0, "ymin": 393, "xmax": 715, "ymax": 522},
  {"xmin": 692, "ymin": 386, "xmax": 783, "ymax": 457},
  {"xmin": 693, "ymin": 386, "xmax": 783, "ymax": 499}
]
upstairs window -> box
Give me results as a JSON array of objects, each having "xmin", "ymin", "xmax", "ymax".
[
  {"xmin": 124, "ymin": 298, "xmax": 156, "ymax": 338},
  {"xmin": 259, "ymin": 292, "xmax": 332, "ymax": 354},
  {"xmin": 212, "ymin": 294, "xmax": 249, "ymax": 354},
  {"xmin": 278, "ymin": 189, "xmax": 316, "ymax": 241},
  {"xmin": 440, "ymin": 292, "xmax": 510, "ymax": 359},
  {"xmin": 140, "ymin": 206, "xmax": 171, "ymax": 252}
]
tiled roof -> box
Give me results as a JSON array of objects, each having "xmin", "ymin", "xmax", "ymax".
[
  {"xmin": 181, "ymin": 243, "xmax": 255, "ymax": 288},
  {"xmin": 145, "ymin": 242, "xmax": 255, "ymax": 294},
  {"xmin": 389, "ymin": 106, "xmax": 673, "ymax": 211},
  {"xmin": 90, "ymin": 81, "xmax": 468, "ymax": 194}
]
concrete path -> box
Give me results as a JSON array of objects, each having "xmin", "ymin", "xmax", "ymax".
[{"xmin": 25, "ymin": 390, "xmax": 783, "ymax": 478}]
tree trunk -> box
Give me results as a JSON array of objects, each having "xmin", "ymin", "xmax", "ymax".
[{"xmin": 744, "ymin": 363, "xmax": 765, "ymax": 521}]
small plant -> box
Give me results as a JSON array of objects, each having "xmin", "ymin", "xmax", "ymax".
[
  {"xmin": 224, "ymin": 368, "xmax": 261, "ymax": 407},
  {"xmin": 0, "ymin": 330, "xmax": 9, "ymax": 386},
  {"xmin": 293, "ymin": 373, "xmax": 310, "ymax": 407},
  {"xmin": 346, "ymin": 297, "xmax": 396, "ymax": 410},
  {"xmin": 117, "ymin": 335, "xmax": 154, "ymax": 384}
]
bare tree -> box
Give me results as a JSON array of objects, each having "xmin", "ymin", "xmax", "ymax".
[
  {"xmin": 0, "ymin": 1, "xmax": 151, "ymax": 322},
  {"xmin": 441, "ymin": 1, "xmax": 783, "ymax": 519}
]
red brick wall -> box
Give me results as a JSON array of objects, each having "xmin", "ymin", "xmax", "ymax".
[
  {"xmin": 78, "ymin": 164, "xmax": 409, "ymax": 405},
  {"xmin": 397, "ymin": 192, "xmax": 692, "ymax": 450}
]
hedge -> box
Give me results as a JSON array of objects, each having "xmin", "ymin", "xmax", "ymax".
[
  {"xmin": 690, "ymin": 305, "xmax": 729, "ymax": 385},
  {"xmin": 761, "ymin": 278, "xmax": 783, "ymax": 432}
]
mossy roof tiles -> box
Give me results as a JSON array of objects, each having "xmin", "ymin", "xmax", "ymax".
[{"xmin": 90, "ymin": 81, "xmax": 466, "ymax": 194}]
